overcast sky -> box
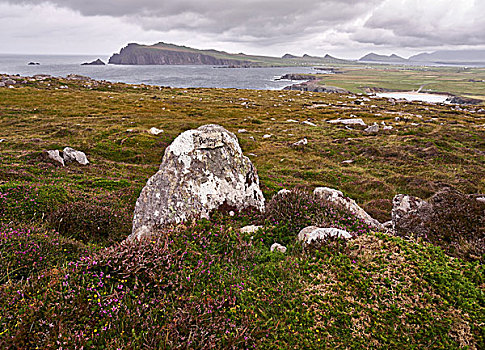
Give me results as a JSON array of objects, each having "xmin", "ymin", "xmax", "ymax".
[{"xmin": 1, "ymin": 0, "xmax": 484, "ymax": 59}]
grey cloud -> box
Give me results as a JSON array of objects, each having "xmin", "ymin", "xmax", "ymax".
[
  {"xmin": 2, "ymin": 0, "xmax": 382, "ymax": 44},
  {"xmin": 356, "ymin": 0, "xmax": 485, "ymax": 47}
]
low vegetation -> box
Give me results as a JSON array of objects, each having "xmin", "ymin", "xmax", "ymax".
[{"xmin": 0, "ymin": 76, "xmax": 483, "ymax": 348}]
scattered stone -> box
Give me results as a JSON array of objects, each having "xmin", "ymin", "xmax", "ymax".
[
  {"xmin": 287, "ymin": 119, "xmax": 299, "ymax": 123},
  {"xmin": 277, "ymin": 189, "xmax": 291, "ymax": 196},
  {"xmin": 241, "ymin": 225, "xmax": 263, "ymax": 234},
  {"xmin": 342, "ymin": 159, "xmax": 354, "ymax": 164},
  {"xmin": 263, "ymin": 134, "xmax": 272, "ymax": 139},
  {"xmin": 149, "ymin": 127, "xmax": 164, "ymax": 135},
  {"xmin": 238, "ymin": 129, "xmax": 248, "ymax": 133},
  {"xmin": 63, "ymin": 147, "xmax": 89, "ymax": 165},
  {"xmin": 476, "ymin": 197, "xmax": 485, "ymax": 204},
  {"xmin": 328, "ymin": 118, "xmax": 367, "ymax": 126},
  {"xmin": 130, "ymin": 124, "xmax": 265, "ymax": 240},
  {"xmin": 0, "ymin": 139, "xmax": 5, "ymax": 143},
  {"xmin": 364, "ymin": 123, "xmax": 379, "ymax": 134},
  {"xmin": 4, "ymin": 79, "xmax": 16, "ymax": 86},
  {"xmin": 298, "ymin": 226, "xmax": 352, "ymax": 245},
  {"xmin": 302, "ymin": 121, "xmax": 317, "ymax": 127},
  {"xmin": 292, "ymin": 138, "xmax": 308, "ymax": 147},
  {"xmin": 270, "ymin": 243, "xmax": 287, "ymax": 253},
  {"xmin": 43, "ymin": 150, "xmax": 65, "ymax": 167},
  {"xmin": 314, "ymin": 187, "xmax": 383, "ymax": 229}
]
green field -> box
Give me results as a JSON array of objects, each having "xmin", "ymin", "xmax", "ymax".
[
  {"xmin": 308, "ymin": 65, "xmax": 485, "ymax": 100},
  {"xmin": 0, "ymin": 76, "xmax": 484, "ymax": 349}
]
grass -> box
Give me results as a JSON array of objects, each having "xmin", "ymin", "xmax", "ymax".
[{"xmin": 0, "ymin": 74, "xmax": 484, "ymax": 348}]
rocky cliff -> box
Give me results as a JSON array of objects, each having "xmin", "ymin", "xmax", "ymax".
[{"xmin": 109, "ymin": 43, "xmax": 252, "ymax": 66}]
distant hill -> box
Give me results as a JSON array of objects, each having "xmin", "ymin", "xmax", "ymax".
[
  {"xmin": 359, "ymin": 53, "xmax": 407, "ymax": 63},
  {"xmin": 109, "ymin": 42, "xmax": 350, "ymax": 66},
  {"xmin": 409, "ymin": 50, "xmax": 485, "ymax": 64}
]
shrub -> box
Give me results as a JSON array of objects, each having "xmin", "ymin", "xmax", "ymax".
[
  {"xmin": 48, "ymin": 200, "xmax": 132, "ymax": 244},
  {"xmin": 263, "ymin": 189, "xmax": 371, "ymax": 246}
]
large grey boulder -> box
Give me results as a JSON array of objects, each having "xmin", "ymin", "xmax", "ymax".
[
  {"xmin": 130, "ymin": 124, "xmax": 265, "ymax": 240},
  {"xmin": 63, "ymin": 147, "xmax": 89, "ymax": 165},
  {"xmin": 314, "ymin": 187, "xmax": 383, "ymax": 230}
]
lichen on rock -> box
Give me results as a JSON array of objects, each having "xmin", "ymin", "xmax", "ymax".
[{"xmin": 130, "ymin": 124, "xmax": 265, "ymax": 240}]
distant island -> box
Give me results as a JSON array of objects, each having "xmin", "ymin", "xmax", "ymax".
[
  {"xmin": 81, "ymin": 59, "xmax": 106, "ymax": 66},
  {"xmin": 108, "ymin": 42, "xmax": 349, "ymax": 67}
]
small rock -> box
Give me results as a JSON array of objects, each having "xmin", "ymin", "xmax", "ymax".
[
  {"xmin": 63, "ymin": 147, "xmax": 89, "ymax": 165},
  {"xmin": 342, "ymin": 160, "xmax": 354, "ymax": 164},
  {"xmin": 0, "ymin": 139, "xmax": 5, "ymax": 143},
  {"xmin": 364, "ymin": 123, "xmax": 379, "ymax": 134},
  {"xmin": 263, "ymin": 134, "xmax": 272, "ymax": 139},
  {"xmin": 292, "ymin": 138, "xmax": 308, "ymax": 147},
  {"xmin": 238, "ymin": 129, "xmax": 248, "ymax": 133},
  {"xmin": 298, "ymin": 226, "xmax": 352, "ymax": 245},
  {"xmin": 43, "ymin": 150, "xmax": 65, "ymax": 167},
  {"xmin": 149, "ymin": 127, "xmax": 164, "ymax": 135},
  {"xmin": 477, "ymin": 197, "xmax": 485, "ymax": 204},
  {"xmin": 277, "ymin": 189, "xmax": 291, "ymax": 196},
  {"xmin": 229, "ymin": 211, "xmax": 235, "ymax": 217},
  {"xmin": 287, "ymin": 119, "xmax": 299, "ymax": 123},
  {"xmin": 391, "ymin": 194, "xmax": 428, "ymax": 231},
  {"xmin": 302, "ymin": 121, "xmax": 317, "ymax": 127},
  {"xmin": 328, "ymin": 118, "xmax": 367, "ymax": 126},
  {"xmin": 270, "ymin": 243, "xmax": 287, "ymax": 253},
  {"xmin": 240, "ymin": 225, "xmax": 263, "ymax": 234}
]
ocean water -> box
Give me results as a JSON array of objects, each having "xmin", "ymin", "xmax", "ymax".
[{"xmin": 0, "ymin": 54, "xmax": 318, "ymax": 90}]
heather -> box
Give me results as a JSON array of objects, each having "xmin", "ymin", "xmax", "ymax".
[{"xmin": 0, "ymin": 78, "xmax": 484, "ymax": 348}]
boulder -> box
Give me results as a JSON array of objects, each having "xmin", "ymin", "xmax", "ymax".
[
  {"xmin": 43, "ymin": 150, "xmax": 65, "ymax": 167},
  {"xmin": 298, "ymin": 226, "xmax": 352, "ymax": 245},
  {"xmin": 270, "ymin": 243, "xmax": 287, "ymax": 253},
  {"xmin": 314, "ymin": 187, "xmax": 383, "ymax": 229},
  {"xmin": 130, "ymin": 124, "xmax": 265, "ymax": 240},
  {"xmin": 63, "ymin": 147, "xmax": 89, "ymax": 165}
]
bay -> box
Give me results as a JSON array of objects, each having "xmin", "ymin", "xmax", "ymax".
[{"xmin": 0, "ymin": 54, "xmax": 317, "ymax": 90}]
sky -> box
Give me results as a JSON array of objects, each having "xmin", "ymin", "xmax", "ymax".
[{"xmin": 1, "ymin": 0, "xmax": 484, "ymax": 59}]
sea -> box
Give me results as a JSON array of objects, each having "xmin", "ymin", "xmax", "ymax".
[{"xmin": 0, "ymin": 54, "xmax": 318, "ymax": 90}]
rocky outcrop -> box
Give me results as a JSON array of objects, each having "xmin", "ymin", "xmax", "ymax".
[
  {"xmin": 446, "ymin": 96, "xmax": 482, "ymax": 105},
  {"xmin": 109, "ymin": 43, "xmax": 251, "ymax": 66},
  {"xmin": 392, "ymin": 188, "xmax": 485, "ymax": 261},
  {"xmin": 284, "ymin": 81, "xmax": 349, "ymax": 94},
  {"xmin": 81, "ymin": 59, "xmax": 106, "ymax": 66},
  {"xmin": 314, "ymin": 187, "xmax": 383, "ymax": 230},
  {"xmin": 130, "ymin": 124, "xmax": 265, "ymax": 240},
  {"xmin": 278, "ymin": 74, "xmax": 320, "ymax": 81},
  {"xmin": 298, "ymin": 226, "xmax": 352, "ymax": 245}
]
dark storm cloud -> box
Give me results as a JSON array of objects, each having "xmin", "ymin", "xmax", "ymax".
[
  {"xmin": 2, "ymin": 0, "xmax": 382, "ymax": 44},
  {"xmin": 1, "ymin": 0, "xmax": 484, "ymax": 55}
]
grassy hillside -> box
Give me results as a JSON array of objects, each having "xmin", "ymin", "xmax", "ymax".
[{"xmin": 0, "ymin": 77, "xmax": 484, "ymax": 349}]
